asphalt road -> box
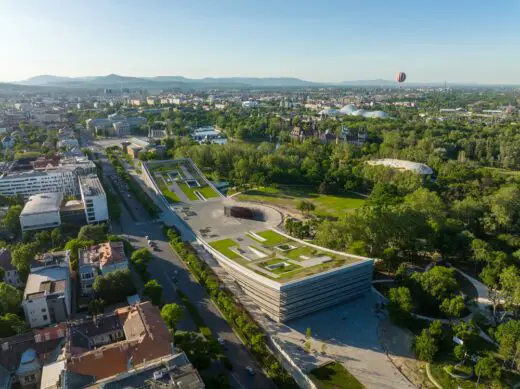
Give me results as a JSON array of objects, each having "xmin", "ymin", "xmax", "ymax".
[{"xmin": 99, "ymin": 153, "xmax": 277, "ymax": 389}]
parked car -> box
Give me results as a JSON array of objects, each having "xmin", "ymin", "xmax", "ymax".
[{"xmin": 246, "ymin": 366, "xmax": 255, "ymax": 376}]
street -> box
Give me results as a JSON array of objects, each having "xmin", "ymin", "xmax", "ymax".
[{"xmin": 96, "ymin": 150, "xmax": 277, "ymax": 389}]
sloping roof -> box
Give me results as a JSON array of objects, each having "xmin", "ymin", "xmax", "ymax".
[
  {"xmin": 66, "ymin": 302, "xmax": 172, "ymax": 381},
  {"xmin": 41, "ymin": 360, "xmax": 66, "ymax": 389},
  {"xmin": 21, "ymin": 193, "xmax": 64, "ymax": 216}
]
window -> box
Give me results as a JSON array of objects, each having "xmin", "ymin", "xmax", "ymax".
[
  {"xmin": 41, "ymin": 308, "xmax": 46, "ymax": 312},
  {"xmin": 42, "ymin": 315, "xmax": 48, "ymax": 321}
]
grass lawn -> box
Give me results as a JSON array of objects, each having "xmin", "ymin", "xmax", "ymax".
[
  {"xmin": 179, "ymin": 182, "xmax": 200, "ymax": 201},
  {"xmin": 198, "ymin": 185, "xmax": 220, "ymax": 199},
  {"xmin": 259, "ymin": 259, "xmax": 301, "ymax": 274},
  {"xmin": 236, "ymin": 186, "xmax": 366, "ymax": 218},
  {"xmin": 156, "ymin": 176, "xmax": 180, "ymax": 203},
  {"xmin": 310, "ymin": 362, "xmax": 364, "ymax": 389},
  {"xmin": 250, "ymin": 230, "xmax": 288, "ymax": 246},
  {"xmin": 209, "ymin": 239, "xmax": 241, "ymax": 260},
  {"xmin": 281, "ymin": 245, "xmax": 318, "ymax": 261}
]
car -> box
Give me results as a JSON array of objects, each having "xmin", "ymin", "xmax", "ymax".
[
  {"xmin": 217, "ymin": 337, "xmax": 225, "ymax": 345},
  {"xmin": 246, "ymin": 366, "xmax": 255, "ymax": 376}
]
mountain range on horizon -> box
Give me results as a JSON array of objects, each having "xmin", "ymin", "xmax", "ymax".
[{"xmin": 7, "ymin": 74, "xmax": 513, "ymax": 89}]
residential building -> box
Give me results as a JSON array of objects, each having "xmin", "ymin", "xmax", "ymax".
[
  {"xmin": 64, "ymin": 302, "xmax": 173, "ymax": 381},
  {"xmin": 78, "ymin": 241, "xmax": 128, "ymax": 296},
  {"xmin": 85, "ymin": 352, "xmax": 205, "ymax": 389},
  {"xmin": 0, "ymin": 325, "xmax": 66, "ymax": 389},
  {"xmin": 57, "ymin": 139, "xmax": 79, "ymax": 149},
  {"xmin": 242, "ymin": 100, "xmax": 259, "ymax": 108},
  {"xmin": 20, "ymin": 193, "xmax": 63, "ymax": 232},
  {"xmin": 0, "ymin": 248, "xmax": 24, "ymax": 288},
  {"xmin": 22, "ymin": 251, "xmax": 71, "ymax": 328},
  {"xmin": 78, "ymin": 175, "xmax": 108, "ymax": 224}
]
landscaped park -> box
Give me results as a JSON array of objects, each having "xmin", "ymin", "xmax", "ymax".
[
  {"xmin": 145, "ymin": 159, "xmax": 221, "ymax": 203},
  {"xmin": 234, "ymin": 186, "xmax": 366, "ymax": 218},
  {"xmin": 209, "ymin": 228, "xmax": 365, "ymax": 283}
]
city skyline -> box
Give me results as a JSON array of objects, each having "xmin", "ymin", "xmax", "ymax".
[{"xmin": 1, "ymin": 0, "xmax": 519, "ymax": 84}]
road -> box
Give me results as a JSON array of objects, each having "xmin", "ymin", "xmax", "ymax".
[{"xmin": 97, "ymin": 151, "xmax": 276, "ymax": 389}]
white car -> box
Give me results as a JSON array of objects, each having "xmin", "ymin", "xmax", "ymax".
[
  {"xmin": 246, "ymin": 366, "xmax": 255, "ymax": 376},
  {"xmin": 217, "ymin": 337, "xmax": 225, "ymax": 345}
]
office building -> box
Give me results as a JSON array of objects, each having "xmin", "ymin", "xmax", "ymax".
[
  {"xmin": 19, "ymin": 193, "xmax": 63, "ymax": 232},
  {"xmin": 79, "ymin": 175, "xmax": 108, "ymax": 224}
]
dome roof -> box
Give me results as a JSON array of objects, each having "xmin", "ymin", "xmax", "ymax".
[
  {"xmin": 351, "ymin": 109, "xmax": 367, "ymax": 116},
  {"xmin": 339, "ymin": 104, "xmax": 357, "ymax": 114},
  {"xmin": 364, "ymin": 111, "xmax": 390, "ymax": 119}
]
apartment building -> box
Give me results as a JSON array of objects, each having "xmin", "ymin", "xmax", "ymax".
[
  {"xmin": 78, "ymin": 241, "xmax": 128, "ymax": 296},
  {"xmin": 22, "ymin": 251, "xmax": 71, "ymax": 328}
]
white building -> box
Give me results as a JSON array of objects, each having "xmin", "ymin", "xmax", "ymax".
[
  {"xmin": 57, "ymin": 138, "xmax": 79, "ymax": 149},
  {"xmin": 0, "ymin": 160, "xmax": 96, "ymax": 199},
  {"xmin": 19, "ymin": 193, "xmax": 63, "ymax": 232},
  {"xmin": 112, "ymin": 120, "xmax": 130, "ymax": 137},
  {"xmin": 78, "ymin": 241, "xmax": 128, "ymax": 296},
  {"xmin": 22, "ymin": 251, "xmax": 71, "ymax": 328},
  {"xmin": 242, "ymin": 100, "xmax": 259, "ymax": 108},
  {"xmin": 79, "ymin": 175, "xmax": 109, "ymax": 224}
]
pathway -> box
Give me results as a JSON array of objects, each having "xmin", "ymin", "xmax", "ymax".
[{"xmin": 453, "ymin": 267, "xmax": 494, "ymax": 312}]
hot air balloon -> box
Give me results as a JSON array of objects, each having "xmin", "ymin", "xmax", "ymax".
[{"xmin": 395, "ymin": 72, "xmax": 406, "ymax": 83}]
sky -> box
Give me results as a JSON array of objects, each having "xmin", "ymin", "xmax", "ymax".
[{"xmin": 0, "ymin": 0, "xmax": 519, "ymax": 84}]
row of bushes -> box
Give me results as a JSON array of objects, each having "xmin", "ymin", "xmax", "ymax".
[
  {"xmin": 164, "ymin": 227, "xmax": 299, "ymax": 389},
  {"xmin": 106, "ymin": 150, "xmax": 160, "ymax": 218}
]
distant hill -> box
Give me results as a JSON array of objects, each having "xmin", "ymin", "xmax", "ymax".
[
  {"xmin": 339, "ymin": 79, "xmax": 397, "ymax": 86},
  {"xmin": 16, "ymin": 74, "xmax": 322, "ymax": 88}
]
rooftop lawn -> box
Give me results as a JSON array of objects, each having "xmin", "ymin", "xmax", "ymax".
[
  {"xmin": 310, "ymin": 362, "xmax": 364, "ymax": 389},
  {"xmin": 236, "ymin": 186, "xmax": 366, "ymax": 218},
  {"xmin": 156, "ymin": 176, "xmax": 180, "ymax": 203},
  {"xmin": 179, "ymin": 182, "xmax": 200, "ymax": 201},
  {"xmin": 250, "ymin": 229, "xmax": 288, "ymax": 246},
  {"xmin": 198, "ymin": 185, "xmax": 220, "ymax": 199},
  {"xmin": 259, "ymin": 259, "xmax": 301, "ymax": 274},
  {"xmin": 209, "ymin": 239, "xmax": 241, "ymax": 260}
]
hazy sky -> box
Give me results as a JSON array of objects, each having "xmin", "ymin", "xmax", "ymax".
[{"xmin": 1, "ymin": 0, "xmax": 519, "ymax": 83}]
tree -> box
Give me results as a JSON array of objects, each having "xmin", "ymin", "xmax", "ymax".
[
  {"xmin": 88, "ymin": 298, "xmax": 105, "ymax": 315},
  {"xmin": 131, "ymin": 248, "xmax": 152, "ymax": 280},
  {"xmin": 453, "ymin": 344, "xmax": 467, "ymax": 362},
  {"xmin": 388, "ymin": 286, "xmax": 413, "ymax": 324},
  {"xmin": 0, "ymin": 313, "xmax": 26, "ymax": 338},
  {"xmin": 0, "ymin": 282, "xmax": 22, "ymax": 314},
  {"xmin": 475, "ymin": 356, "xmax": 501, "ymax": 381},
  {"xmin": 414, "ymin": 320, "xmax": 443, "ymax": 362},
  {"xmin": 412, "ymin": 266, "xmax": 457, "ymax": 302},
  {"xmin": 3, "ymin": 205, "xmax": 22, "ymax": 234},
  {"xmin": 495, "ymin": 320, "xmax": 520, "ymax": 370},
  {"xmin": 440, "ymin": 295, "xmax": 465, "ymax": 322},
  {"xmin": 0, "ymin": 266, "xmax": 4, "ymax": 282},
  {"xmin": 296, "ymin": 200, "xmax": 315, "ymax": 215},
  {"xmin": 161, "ymin": 303, "xmax": 184, "ymax": 329},
  {"xmin": 78, "ymin": 224, "xmax": 107, "ymax": 243},
  {"xmin": 51, "ymin": 228, "xmax": 62, "ymax": 247},
  {"xmin": 453, "ymin": 321, "xmax": 478, "ymax": 343},
  {"xmin": 11, "ymin": 243, "xmax": 37, "ymax": 279},
  {"xmin": 306, "ymin": 327, "xmax": 312, "ymax": 340},
  {"xmin": 92, "ymin": 269, "xmax": 136, "ymax": 305},
  {"xmin": 500, "ymin": 266, "xmax": 520, "ymax": 318},
  {"xmin": 144, "ymin": 279, "xmax": 163, "ymax": 306}
]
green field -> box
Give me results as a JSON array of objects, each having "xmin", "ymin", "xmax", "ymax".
[
  {"xmin": 236, "ymin": 186, "xmax": 366, "ymax": 217},
  {"xmin": 310, "ymin": 362, "xmax": 364, "ymax": 389}
]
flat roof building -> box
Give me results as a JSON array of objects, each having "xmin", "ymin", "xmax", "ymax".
[
  {"xmin": 20, "ymin": 192, "xmax": 63, "ymax": 232},
  {"xmin": 79, "ymin": 175, "xmax": 108, "ymax": 224}
]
